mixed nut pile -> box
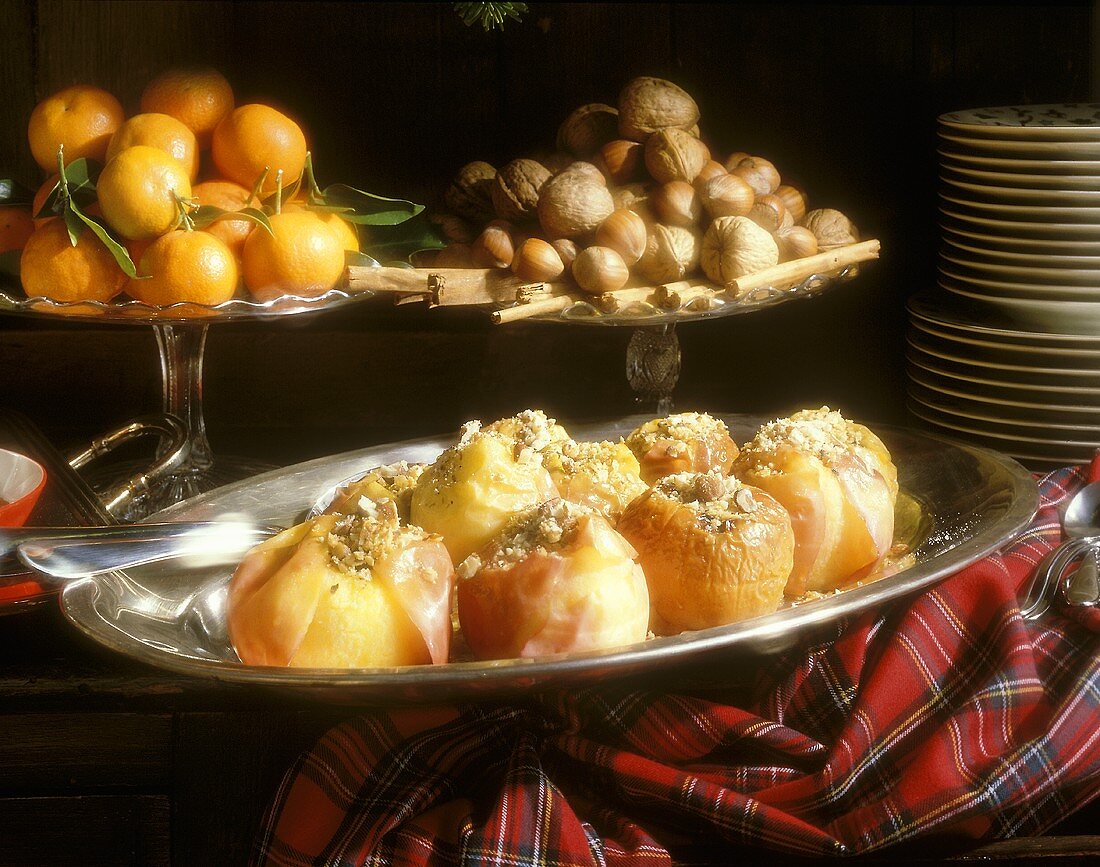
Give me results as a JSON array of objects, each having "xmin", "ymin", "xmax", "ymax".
[{"xmin": 429, "ymin": 76, "xmax": 859, "ymax": 296}]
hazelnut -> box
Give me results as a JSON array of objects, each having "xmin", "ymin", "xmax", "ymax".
[
  {"xmin": 645, "ymin": 128, "xmax": 709, "ymax": 184},
  {"xmin": 557, "ymin": 103, "xmax": 620, "ymax": 159},
  {"xmin": 558, "ymin": 161, "xmax": 607, "ymax": 187},
  {"xmin": 700, "ymin": 173, "xmax": 754, "ymax": 219},
  {"xmin": 595, "ymin": 208, "xmax": 647, "ymax": 265},
  {"xmin": 551, "ymin": 238, "xmax": 578, "ymax": 270},
  {"xmin": 444, "ymin": 161, "xmax": 496, "ymax": 222},
  {"xmin": 611, "ymin": 183, "xmax": 649, "ymax": 211},
  {"xmin": 695, "ymin": 160, "xmax": 727, "ymax": 186},
  {"xmin": 730, "ymin": 156, "xmax": 781, "ymax": 197},
  {"xmin": 775, "ymin": 185, "xmax": 807, "ymax": 224},
  {"xmin": 599, "ymin": 140, "xmax": 644, "ymax": 185},
  {"xmin": 572, "ymin": 246, "xmax": 630, "ymax": 295},
  {"xmin": 428, "ymin": 212, "xmax": 475, "ymax": 244},
  {"xmin": 801, "ymin": 208, "xmax": 859, "ymax": 248},
  {"xmin": 774, "ymin": 226, "xmax": 819, "ymax": 263},
  {"xmin": 491, "ymin": 159, "xmax": 551, "ymax": 222},
  {"xmin": 434, "ymin": 243, "xmax": 476, "ymax": 268},
  {"xmin": 701, "ymin": 216, "xmax": 779, "ymax": 284},
  {"xmin": 537, "ymin": 172, "xmax": 615, "ymax": 239},
  {"xmin": 723, "ymin": 151, "xmax": 751, "ymax": 171},
  {"xmin": 747, "ymin": 195, "xmax": 790, "ymax": 233},
  {"xmin": 617, "ymin": 76, "xmax": 700, "ymax": 141},
  {"xmin": 650, "ymin": 181, "xmax": 701, "ymax": 227},
  {"xmin": 471, "ymin": 221, "xmax": 515, "ymax": 269},
  {"xmin": 637, "ymin": 223, "xmax": 700, "ymax": 284},
  {"xmin": 512, "ymin": 237, "xmax": 566, "ymax": 282}
]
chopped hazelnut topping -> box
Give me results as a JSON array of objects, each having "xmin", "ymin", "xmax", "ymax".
[
  {"xmin": 653, "ymin": 471, "xmax": 761, "ymax": 533},
  {"xmin": 740, "ymin": 406, "xmax": 865, "ymax": 474},
  {"xmin": 626, "ymin": 412, "xmax": 731, "ymax": 458},
  {"xmin": 541, "ymin": 438, "xmax": 647, "ymax": 518},
  {"xmin": 323, "ymin": 507, "xmax": 427, "ymax": 580},
  {"xmin": 462, "ymin": 499, "xmax": 591, "ymax": 575},
  {"xmin": 485, "ymin": 409, "xmax": 569, "ymax": 456},
  {"xmin": 330, "ymin": 461, "xmax": 425, "ymax": 519}
]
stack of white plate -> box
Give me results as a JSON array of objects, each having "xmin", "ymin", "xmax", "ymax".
[{"xmin": 909, "ymin": 104, "xmax": 1100, "ymax": 465}]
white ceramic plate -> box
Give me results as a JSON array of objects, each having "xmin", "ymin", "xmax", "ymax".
[
  {"xmin": 938, "ymin": 273, "xmax": 1098, "ymax": 303},
  {"xmin": 939, "ymin": 105, "xmax": 1100, "ymax": 140},
  {"xmin": 908, "ymin": 366, "xmax": 1100, "ymax": 417},
  {"xmin": 940, "ymin": 257, "xmax": 1100, "ymax": 289},
  {"xmin": 939, "ymin": 163, "xmax": 1100, "ymax": 191},
  {"xmin": 940, "ymin": 207, "xmax": 1100, "ymax": 240},
  {"xmin": 940, "ymin": 283, "xmax": 1100, "ymax": 333},
  {"xmin": 939, "ymin": 133, "xmax": 1100, "ymax": 158},
  {"xmin": 908, "ymin": 379, "xmax": 1100, "ymax": 427},
  {"xmin": 907, "ymin": 350, "xmax": 1100, "ymax": 398},
  {"xmin": 942, "ymin": 236, "xmax": 1100, "ymax": 269},
  {"xmin": 941, "ymin": 192, "xmax": 1100, "ymax": 223},
  {"xmin": 907, "ymin": 332, "xmax": 1100, "ymax": 377},
  {"xmin": 939, "ymin": 149, "xmax": 1100, "ymax": 174},
  {"xmin": 909, "ymin": 390, "xmax": 1100, "ymax": 434},
  {"xmin": 909, "ymin": 404, "xmax": 1100, "ymax": 458},
  {"xmin": 940, "ymin": 176, "xmax": 1100, "ymax": 206},
  {"xmin": 940, "ymin": 220, "xmax": 1100, "ymax": 254},
  {"xmin": 909, "ymin": 289, "xmax": 1100, "ymax": 343},
  {"xmin": 909, "ymin": 318, "xmax": 1100, "ymax": 358}
]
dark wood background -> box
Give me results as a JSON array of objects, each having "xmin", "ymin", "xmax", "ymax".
[{"xmin": 0, "ymin": 1, "xmax": 1094, "ymax": 463}]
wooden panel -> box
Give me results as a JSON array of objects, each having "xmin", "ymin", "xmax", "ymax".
[
  {"xmin": 0, "ymin": 1, "xmax": 37, "ymax": 183},
  {"xmin": 0, "ymin": 713, "xmax": 171, "ymax": 791},
  {"xmin": 0, "ymin": 795, "xmax": 169, "ymax": 866}
]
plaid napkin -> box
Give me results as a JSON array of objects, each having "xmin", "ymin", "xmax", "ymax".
[{"xmin": 253, "ymin": 463, "xmax": 1100, "ymax": 865}]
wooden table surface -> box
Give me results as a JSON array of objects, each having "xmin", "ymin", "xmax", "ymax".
[{"xmin": 0, "ymin": 596, "xmax": 1096, "ymax": 866}]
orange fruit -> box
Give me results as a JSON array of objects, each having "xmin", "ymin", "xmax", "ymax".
[
  {"xmin": 241, "ymin": 210, "xmax": 343, "ymax": 301},
  {"xmin": 284, "ymin": 203, "xmax": 358, "ymax": 253},
  {"xmin": 140, "ymin": 68, "xmax": 234, "ymax": 149},
  {"xmin": 129, "ymin": 230, "xmax": 238, "ymax": 306},
  {"xmin": 97, "ymin": 145, "xmax": 192, "ymax": 240},
  {"xmin": 32, "ymin": 174, "xmax": 60, "ymax": 225},
  {"xmin": 27, "ymin": 85, "xmax": 125, "ymax": 172},
  {"xmin": 212, "ymin": 104, "xmax": 307, "ymax": 194},
  {"xmin": 0, "ymin": 207, "xmax": 35, "ymax": 254},
  {"xmin": 20, "ymin": 219, "xmax": 126, "ymax": 302},
  {"xmin": 191, "ymin": 179, "xmax": 258, "ymax": 257},
  {"xmin": 106, "ymin": 113, "xmax": 199, "ymax": 180}
]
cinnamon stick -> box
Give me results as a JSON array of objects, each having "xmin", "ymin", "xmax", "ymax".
[
  {"xmin": 728, "ymin": 239, "xmax": 879, "ymax": 295},
  {"xmin": 344, "ymin": 266, "xmax": 534, "ymax": 306}
]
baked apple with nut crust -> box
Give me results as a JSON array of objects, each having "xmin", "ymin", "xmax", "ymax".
[
  {"xmin": 618, "ymin": 471, "xmax": 794, "ymax": 634},
  {"xmin": 324, "ymin": 461, "xmax": 425, "ymax": 521},
  {"xmin": 625, "ymin": 412, "xmax": 738, "ymax": 484},
  {"xmin": 456, "ymin": 499, "xmax": 649, "ymax": 660},
  {"xmin": 541, "ymin": 438, "xmax": 647, "ymax": 524}
]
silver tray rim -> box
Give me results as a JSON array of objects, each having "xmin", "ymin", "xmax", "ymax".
[{"xmin": 57, "ymin": 414, "xmax": 1038, "ymax": 697}]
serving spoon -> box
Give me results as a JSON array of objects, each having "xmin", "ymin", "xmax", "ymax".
[
  {"xmin": 0, "ymin": 521, "xmax": 282, "ymax": 584},
  {"xmin": 1021, "ymin": 480, "xmax": 1100, "ymax": 619}
]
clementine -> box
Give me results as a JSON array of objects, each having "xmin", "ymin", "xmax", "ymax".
[
  {"xmin": 20, "ymin": 219, "xmax": 126, "ymax": 302},
  {"xmin": 97, "ymin": 145, "xmax": 192, "ymax": 240},
  {"xmin": 191, "ymin": 179, "xmax": 258, "ymax": 257},
  {"xmin": 212, "ymin": 104, "xmax": 307, "ymax": 194},
  {"xmin": 241, "ymin": 210, "xmax": 343, "ymax": 301},
  {"xmin": 0, "ymin": 207, "xmax": 34, "ymax": 254},
  {"xmin": 106, "ymin": 113, "xmax": 199, "ymax": 180},
  {"xmin": 27, "ymin": 85, "xmax": 124, "ymax": 172},
  {"xmin": 284, "ymin": 203, "xmax": 358, "ymax": 253},
  {"xmin": 140, "ymin": 68, "xmax": 234, "ymax": 149},
  {"xmin": 130, "ymin": 229, "xmax": 238, "ymax": 306}
]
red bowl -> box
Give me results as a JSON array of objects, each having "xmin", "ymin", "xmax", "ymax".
[{"xmin": 0, "ymin": 448, "xmax": 47, "ymax": 527}]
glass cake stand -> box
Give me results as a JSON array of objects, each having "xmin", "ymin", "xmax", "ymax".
[{"xmin": 0, "ymin": 287, "xmax": 374, "ymax": 519}]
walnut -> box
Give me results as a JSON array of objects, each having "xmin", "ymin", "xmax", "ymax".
[
  {"xmin": 611, "ymin": 183, "xmax": 649, "ymax": 211},
  {"xmin": 701, "ymin": 216, "xmax": 779, "ymax": 285},
  {"xmin": 491, "ymin": 158, "xmax": 551, "ymax": 222},
  {"xmin": 444, "ymin": 161, "xmax": 496, "ymax": 222},
  {"xmin": 637, "ymin": 223, "xmax": 700, "ymax": 284},
  {"xmin": 556, "ymin": 103, "xmax": 620, "ymax": 159},
  {"xmin": 428, "ymin": 211, "xmax": 475, "ymax": 244},
  {"xmin": 801, "ymin": 208, "xmax": 859, "ymax": 248},
  {"xmin": 537, "ymin": 172, "xmax": 615, "ymax": 239},
  {"xmin": 644, "ymin": 128, "xmax": 709, "ymax": 184},
  {"xmin": 617, "ymin": 76, "xmax": 700, "ymax": 141},
  {"xmin": 557, "ymin": 161, "xmax": 607, "ymax": 187}
]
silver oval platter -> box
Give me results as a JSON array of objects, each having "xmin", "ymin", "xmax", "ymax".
[{"xmin": 59, "ymin": 414, "xmax": 1037, "ymax": 704}]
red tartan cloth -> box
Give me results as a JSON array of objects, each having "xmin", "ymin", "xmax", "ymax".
[{"xmin": 254, "ymin": 463, "xmax": 1100, "ymax": 865}]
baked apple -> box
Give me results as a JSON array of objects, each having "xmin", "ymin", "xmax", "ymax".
[
  {"xmin": 732, "ymin": 407, "xmax": 897, "ymax": 596},
  {"xmin": 541, "ymin": 438, "xmax": 647, "ymax": 523},
  {"xmin": 618, "ymin": 471, "xmax": 794, "ymax": 634},
  {"xmin": 456, "ymin": 499, "xmax": 649, "ymax": 659},
  {"xmin": 324, "ymin": 461, "xmax": 425, "ymax": 520},
  {"xmin": 227, "ymin": 500, "xmax": 454, "ymax": 668},
  {"xmin": 410, "ymin": 422, "xmax": 557, "ymax": 563},
  {"xmin": 483, "ymin": 408, "xmax": 570, "ymax": 454},
  {"xmin": 625, "ymin": 412, "xmax": 738, "ymax": 484}
]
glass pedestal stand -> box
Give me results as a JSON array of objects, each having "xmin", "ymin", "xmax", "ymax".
[{"xmin": 626, "ymin": 324, "xmax": 680, "ymax": 415}]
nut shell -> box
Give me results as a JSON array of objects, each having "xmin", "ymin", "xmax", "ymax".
[
  {"xmin": 774, "ymin": 226, "xmax": 819, "ymax": 262},
  {"xmin": 512, "ymin": 237, "xmax": 566, "ymax": 282},
  {"xmin": 700, "ymin": 173, "xmax": 754, "ymax": 219},
  {"xmin": 651, "ymin": 181, "xmax": 701, "ymax": 228},
  {"xmin": 434, "ymin": 243, "xmax": 475, "ymax": 268},
  {"xmin": 695, "ymin": 160, "xmax": 727, "ymax": 186},
  {"xmin": 701, "ymin": 216, "xmax": 779, "ymax": 285},
  {"xmin": 617, "ymin": 76, "xmax": 700, "ymax": 141},
  {"xmin": 599, "ymin": 139, "xmax": 644, "ymax": 185},
  {"xmin": 491, "ymin": 159, "xmax": 551, "ymax": 222},
  {"xmin": 551, "ymin": 238, "xmax": 578, "ymax": 270},
  {"xmin": 556, "ymin": 103, "xmax": 620, "ymax": 158},
  {"xmin": 444, "ymin": 161, "xmax": 496, "ymax": 222},
  {"xmin": 471, "ymin": 221, "xmax": 515, "ymax": 269},
  {"xmin": 802, "ymin": 208, "xmax": 859, "ymax": 248},
  {"xmin": 747, "ymin": 195, "xmax": 790, "ymax": 233},
  {"xmin": 723, "ymin": 151, "xmax": 751, "ymax": 171},
  {"xmin": 637, "ymin": 223, "xmax": 700, "ymax": 284},
  {"xmin": 558, "ymin": 160, "xmax": 607, "ymax": 187},
  {"xmin": 537, "ymin": 172, "xmax": 616, "ymax": 239},
  {"xmin": 645, "ymin": 128, "xmax": 709, "ymax": 184},
  {"xmin": 775, "ymin": 185, "xmax": 807, "ymax": 223},
  {"xmin": 731, "ymin": 157, "xmax": 781, "ymax": 197},
  {"xmin": 572, "ymin": 246, "xmax": 630, "ymax": 295},
  {"xmin": 429, "ymin": 212, "xmax": 475, "ymax": 244},
  {"xmin": 595, "ymin": 208, "xmax": 647, "ymax": 265}
]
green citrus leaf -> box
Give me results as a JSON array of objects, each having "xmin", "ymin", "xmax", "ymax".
[
  {"xmin": 0, "ymin": 179, "xmax": 34, "ymax": 205},
  {"xmin": 69, "ymin": 201, "xmax": 139, "ymax": 278},
  {"xmin": 189, "ymin": 204, "xmax": 274, "ymax": 236},
  {"xmin": 360, "ymin": 213, "xmax": 445, "ymax": 262},
  {"xmin": 62, "ymin": 206, "xmax": 83, "ymax": 246},
  {"xmin": 62, "ymin": 158, "xmax": 101, "ymax": 190},
  {"xmin": 260, "ymin": 174, "xmax": 301, "ymax": 212},
  {"xmin": 0, "ymin": 249, "xmax": 21, "ymax": 280},
  {"xmin": 319, "ymin": 184, "xmax": 424, "ymax": 226}
]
